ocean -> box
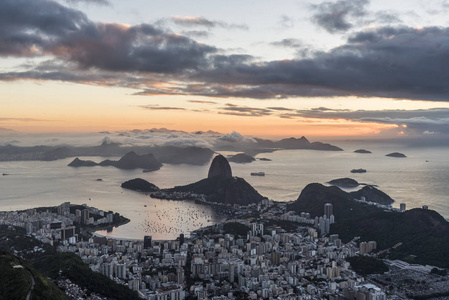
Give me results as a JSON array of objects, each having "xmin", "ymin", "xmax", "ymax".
[{"xmin": 1, "ymin": 140, "xmax": 448, "ymax": 240}]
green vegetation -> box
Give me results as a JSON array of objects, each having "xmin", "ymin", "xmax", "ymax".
[
  {"xmin": 346, "ymin": 256, "xmax": 389, "ymax": 275},
  {"xmin": 289, "ymin": 183, "xmax": 449, "ymax": 268},
  {"xmin": 223, "ymin": 222, "xmax": 250, "ymax": 237},
  {"xmin": 263, "ymin": 220, "xmax": 302, "ymax": 233},
  {"xmin": 34, "ymin": 252, "xmax": 140, "ymax": 299},
  {"xmin": 409, "ymin": 291, "xmax": 449, "ymax": 299},
  {"xmin": 0, "ymin": 225, "xmax": 56, "ymax": 258},
  {"xmin": 0, "ymin": 251, "xmax": 67, "ymax": 300},
  {"xmin": 430, "ymin": 268, "xmax": 447, "ymax": 276}
]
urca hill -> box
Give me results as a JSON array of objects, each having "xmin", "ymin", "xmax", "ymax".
[{"xmin": 122, "ymin": 154, "xmax": 265, "ymax": 206}]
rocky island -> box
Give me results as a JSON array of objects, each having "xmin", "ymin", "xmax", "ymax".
[
  {"xmin": 351, "ymin": 168, "xmax": 367, "ymax": 173},
  {"xmin": 328, "ymin": 178, "xmax": 359, "ymax": 188},
  {"xmin": 354, "ymin": 149, "xmax": 372, "ymax": 154},
  {"xmin": 386, "ymin": 152, "xmax": 407, "ymax": 158},
  {"xmin": 121, "ymin": 178, "xmax": 160, "ymax": 192},
  {"xmin": 227, "ymin": 153, "xmax": 256, "ymax": 163}
]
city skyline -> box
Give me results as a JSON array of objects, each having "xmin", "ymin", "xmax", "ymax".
[{"xmin": 2, "ymin": 0, "xmax": 449, "ymax": 138}]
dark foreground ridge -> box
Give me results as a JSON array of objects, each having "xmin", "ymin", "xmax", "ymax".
[{"xmin": 289, "ymin": 183, "xmax": 449, "ymax": 267}]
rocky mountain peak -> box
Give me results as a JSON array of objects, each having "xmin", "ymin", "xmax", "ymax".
[{"xmin": 208, "ymin": 154, "xmax": 232, "ymax": 179}]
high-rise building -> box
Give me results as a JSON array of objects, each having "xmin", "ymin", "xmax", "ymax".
[
  {"xmin": 229, "ymin": 263, "xmax": 234, "ymax": 283},
  {"xmin": 82, "ymin": 209, "xmax": 89, "ymax": 224},
  {"xmin": 179, "ymin": 233, "xmax": 185, "ymax": 245},
  {"xmin": 144, "ymin": 236, "xmax": 152, "ymax": 249},
  {"xmin": 271, "ymin": 251, "xmax": 280, "ymax": 266},
  {"xmin": 177, "ymin": 267, "xmax": 185, "ymax": 284},
  {"xmin": 324, "ymin": 203, "xmax": 333, "ymax": 218},
  {"xmin": 61, "ymin": 226, "xmax": 76, "ymax": 241}
]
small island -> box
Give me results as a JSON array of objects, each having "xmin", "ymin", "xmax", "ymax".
[
  {"xmin": 354, "ymin": 149, "xmax": 372, "ymax": 154},
  {"xmin": 351, "ymin": 168, "xmax": 367, "ymax": 173},
  {"xmin": 227, "ymin": 153, "xmax": 256, "ymax": 164},
  {"xmin": 258, "ymin": 158, "xmax": 272, "ymax": 161},
  {"xmin": 386, "ymin": 152, "xmax": 406, "ymax": 158},
  {"xmin": 328, "ymin": 178, "xmax": 359, "ymax": 188},
  {"xmin": 121, "ymin": 178, "xmax": 160, "ymax": 192}
]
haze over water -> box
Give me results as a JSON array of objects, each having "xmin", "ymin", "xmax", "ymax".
[{"xmin": 1, "ymin": 140, "xmax": 448, "ymax": 240}]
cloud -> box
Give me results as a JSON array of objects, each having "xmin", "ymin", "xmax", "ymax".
[
  {"xmin": 3, "ymin": 1, "xmax": 449, "ymax": 103},
  {"xmin": 162, "ymin": 137, "xmax": 213, "ymax": 148},
  {"xmin": 0, "ymin": 0, "xmax": 216, "ymax": 73},
  {"xmin": 140, "ymin": 105, "xmax": 186, "ymax": 111},
  {"xmin": 219, "ymin": 104, "xmax": 272, "ymax": 117},
  {"xmin": 218, "ymin": 131, "xmax": 254, "ymax": 143},
  {"xmin": 170, "ymin": 16, "xmax": 248, "ymax": 30},
  {"xmin": 187, "ymin": 100, "xmax": 217, "ymax": 104},
  {"xmin": 277, "ymin": 15, "xmax": 295, "ymax": 29},
  {"xmin": 311, "ymin": 0, "xmax": 369, "ymax": 33},
  {"xmin": 181, "ymin": 30, "xmax": 210, "ymax": 38},
  {"xmin": 64, "ymin": 0, "xmax": 111, "ymax": 6},
  {"xmin": 283, "ymin": 107, "xmax": 449, "ymax": 135},
  {"xmin": 266, "ymin": 107, "xmax": 295, "ymax": 111},
  {"xmin": 270, "ymin": 39, "xmax": 302, "ymax": 48},
  {"xmin": 0, "ymin": 117, "xmax": 52, "ymax": 122}
]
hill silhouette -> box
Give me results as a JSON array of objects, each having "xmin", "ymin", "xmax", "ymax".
[{"xmin": 288, "ymin": 183, "xmax": 449, "ymax": 267}]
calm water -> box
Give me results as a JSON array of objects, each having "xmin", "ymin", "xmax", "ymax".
[{"xmin": 1, "ymin": 141, "xmax": 448, "ymax": 239}]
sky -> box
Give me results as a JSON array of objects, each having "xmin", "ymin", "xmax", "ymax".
[{"xmin": 2, "ymin": 0, "xmax": 449, "ymax": 138}]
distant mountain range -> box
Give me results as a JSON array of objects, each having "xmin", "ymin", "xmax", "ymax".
[
  {"xmin": 0, "ymin": 133, "xmax": 344, "ymax": 164},
  {"xmin": 253, "ymin": 136, "xmax": 343, "ymax": 151},
  {"xmin": 68, "ymin": 151, "xmax": 163, "ymax": 171},
  {"xmin": 0, "ymin": 142, "xmax": 214, "ymax": 165}
]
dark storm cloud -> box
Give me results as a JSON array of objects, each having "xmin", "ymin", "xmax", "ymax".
[
  {"xmin": 190, "ymin": 26, "xmax": 449, "ymax": 101},
  {"xmin": 311, "ymin": 0, "xmax": 369, "ymax": 33},
  {"xmin": 3, "ymin": 0, "xmax": 449, "ymax": 103},
  {"xmin": 0, "ymin": 0, "xmax": 90, "ymax": 56},
  {"xmin": 0, "ymin": 0, "xmax": 216, "ymax": 73},
  {"xmin": 170, "ymin": 16, "xmax": 248, "ymax": 30}
]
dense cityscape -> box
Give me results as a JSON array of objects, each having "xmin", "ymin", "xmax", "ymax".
[{"xmin": 1, "ymin": 196, "xmax": 448, "ymax": 300}]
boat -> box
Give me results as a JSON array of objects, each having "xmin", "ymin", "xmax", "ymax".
[
  {"xmin": 251, "ymin": 172, "xmax": 265, "ymax": 176},
  {"xmin": 351, "ymin": 168, "xmax": 367, "ymax": 173}
]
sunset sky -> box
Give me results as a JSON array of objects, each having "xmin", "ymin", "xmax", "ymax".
[{"xmin": 2, "ymin": 0, "xmax": 449, "ymax": 138}]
